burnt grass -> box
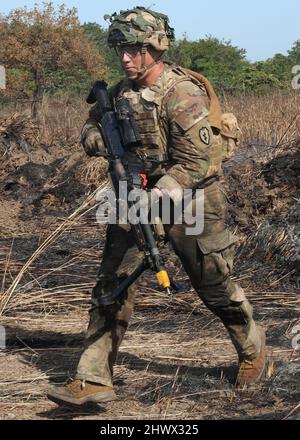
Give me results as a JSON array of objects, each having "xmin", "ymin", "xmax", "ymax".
[{"xmin": 0, "ymin": 130, "xmax": 299, "ymax": 419}]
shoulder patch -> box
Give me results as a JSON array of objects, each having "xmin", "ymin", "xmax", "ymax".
[{"xmin": 199, "ymin": 127, "xmax": 210, "ymax": 145}]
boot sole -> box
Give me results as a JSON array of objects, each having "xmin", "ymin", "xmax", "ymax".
[{"xmin": 47, "ymin": 387, "xmax": 117, "ymax": 405}]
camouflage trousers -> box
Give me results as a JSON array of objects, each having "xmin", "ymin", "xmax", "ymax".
[{"xmin": 76, "ymin": 181, "xmax": 263, "ymax": 387}]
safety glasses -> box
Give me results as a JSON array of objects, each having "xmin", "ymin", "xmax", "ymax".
[{"xmin": 115, "ymin": 45, "xmax": 142, "ymax": 58}]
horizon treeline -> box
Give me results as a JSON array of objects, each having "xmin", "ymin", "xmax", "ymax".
[{"xmin": 0, "ymin": 3, "xmax": 299, "ymax": 117}]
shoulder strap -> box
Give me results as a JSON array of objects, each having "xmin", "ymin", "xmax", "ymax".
[
  {"xmin": 182, "ymin": 68, "xmax": 222, "ymax": 130},
  {"xmin": 166, "ymin": 65, "xmax": 222, "ymax": 130}
]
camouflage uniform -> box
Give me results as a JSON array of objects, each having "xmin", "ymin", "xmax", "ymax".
[{"xmin": 77, "ymin": 61, "xmax": 263, "ymax": 387}]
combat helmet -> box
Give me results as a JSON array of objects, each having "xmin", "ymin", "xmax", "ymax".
[{"xmin": 105, "ymin": 6, "xmax": 175, "ymax": 52}]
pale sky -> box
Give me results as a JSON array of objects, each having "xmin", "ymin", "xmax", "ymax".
[{"xmin": 1, "ymin": 0, "xmax": 299, "ymax": 61}]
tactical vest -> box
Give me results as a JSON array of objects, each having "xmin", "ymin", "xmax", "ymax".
[{"xmin": 110, "ymin": 64, "xmax": 223, "ymax": 180}]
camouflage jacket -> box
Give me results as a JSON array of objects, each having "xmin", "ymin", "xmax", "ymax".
[{"xmin": 82, "ymin": 63, "xmax": 224, "ymax": 191}]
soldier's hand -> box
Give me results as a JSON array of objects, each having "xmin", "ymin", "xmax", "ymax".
[{"xmin": 81, "ymin": 126, "xmax": 106, "ymax": 157}]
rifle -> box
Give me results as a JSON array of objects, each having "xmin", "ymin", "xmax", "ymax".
[{"xmin": 86, "ymin": 80, "xmax": 177, "ymax": 306}]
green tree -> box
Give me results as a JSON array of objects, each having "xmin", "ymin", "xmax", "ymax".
[
  {"xmin": 167, "ymin": 35, "xmax": 199, "ymax": 68},
  {"xmin": 167, "ymin": 36, "xmax": 248, "ymax": 92},
  {"xmin": 82, "ymin": 22, "xmax": 123, "ymax": 84},
  {"xmin": 255, "ymin": 54, "xmax": 293, "ymax": 89},
  {"xmin": 0, "ymin": 2, "xmax": 106, "ymax": 118},
  {"xmin": 288, "ymin": 39, "xmax": 300, "ymax": 63},
  {"xmin": 234, "ymin": 64, "xmax": 281, "ymax": 93}
]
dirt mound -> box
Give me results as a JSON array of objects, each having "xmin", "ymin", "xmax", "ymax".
[
  {"xmin": 0, "ymin": 112, "xmax": 40, "ymax": 156},
  {"xmin": 224, "ymin": 147, "xmax": 299, "ymax": 227},
  {"xmin": 224, "ymin": 144, "xmax": 300, "ymax": 280},
  {"xmin": 0, "ymin": 114, "xmax": 106, "ymax": 234}
]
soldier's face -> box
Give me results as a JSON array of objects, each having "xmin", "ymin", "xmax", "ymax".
[{"xmin": 116, "ymin": 45, "xmax": 156, "ymax": 79}]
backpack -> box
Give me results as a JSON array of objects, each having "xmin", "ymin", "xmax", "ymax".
[{"xmin": 182, "ymin": 68, "xmax": 241, "ymax": 161}]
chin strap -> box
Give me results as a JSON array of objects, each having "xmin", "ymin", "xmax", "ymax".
[{"xmin": 133, "ymin": 44, "xmax": 164, "ymax": 80}]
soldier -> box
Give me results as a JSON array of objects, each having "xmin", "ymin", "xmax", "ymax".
[{"xmin": 48, "ymin": 6, "xmax": 266, "ymax": 405}]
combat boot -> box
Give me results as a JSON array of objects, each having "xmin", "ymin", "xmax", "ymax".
[
  {"xmin": 236, "ymin": 328, "xmax": 266, "ymax": 387},
  {"xmin": 47, "ymin": 379, "xmax": 117, "ymax": 405}
]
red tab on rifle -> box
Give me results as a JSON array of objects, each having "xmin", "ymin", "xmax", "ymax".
[{"xmin": 138, "ymin": 173, "xmax": 148, "ymax": 189}]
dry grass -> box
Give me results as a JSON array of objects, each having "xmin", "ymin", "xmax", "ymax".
[
  {"xmin": 10, "ymin": 94, "xmax": 89, "ymax": 148},
  {"xmin": 78, "ymin": 156, "xmax": 108, "ymax": 187},
  {"xmin": 3, "ymin": 89, "xmax": 300, "ymax": 152},
  {"xmin": 222, "ymin": 91, "xmax": 300, "ymax": 153},
  {"xmin": 0, "ymin": 183, "xmax": 109, "ymax": 316}
]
